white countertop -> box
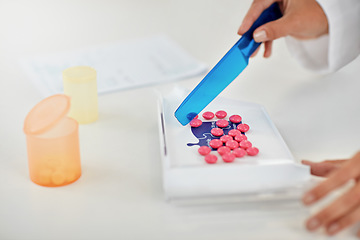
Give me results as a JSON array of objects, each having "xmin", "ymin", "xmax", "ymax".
[{"xmin": 1, "ymin": 0, "xmax": 359, "ymax": 239}]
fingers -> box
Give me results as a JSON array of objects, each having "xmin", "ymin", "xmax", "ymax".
[
  {"xmin": 305, "ymin": 182, "xmax": 360, "ymax": 234},
  {"xmin": 302, "ymin": 160, "xmax": 335, "ymax": 177},
  {"xmin": 301, "ymin": 160, "xmax": 347, "ymax": 177},
  {"xmin": 321, "ymin": 201, "xmax": 360, "ymax": 236},
  {"xmin": 325, "ymin": 205, "xmax": 360, "ymax": 236},
  {"xmin": 253, "ymin": 16, "xmax": 290, "ymax": 42},
  {"xmin": 238, "ymin": 0, "xmax": 281, "ymax": 59},
  {"xmin": 249, "ymin": 40, "xmax": 272, "ymax": 58},
  {"xmin": 303, "ymin": 152, "xmax": 360, "ymax": 205},
  {"xmin": 263, "ymin": 40, "xmax": 272, "ymax": 58},
  {"xmin": 238, "ymin": 0, "xmax": 278, "ymax": 35},
  {"xmin": 303, "ymin": 163, "xmax": 358, "ymax": 205}
]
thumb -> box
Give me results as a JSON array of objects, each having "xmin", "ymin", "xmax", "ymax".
[{"xmin": 253, "ymin": 17, "xmax": 290, "ymax": 42}]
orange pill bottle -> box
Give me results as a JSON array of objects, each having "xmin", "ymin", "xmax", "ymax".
[{"xmin": 24, "ymin": 94, "xmax": 81, "ymax": 187}]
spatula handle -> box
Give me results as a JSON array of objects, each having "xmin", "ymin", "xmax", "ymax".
[{"xmin": 237, "ymin": 3, "xmax": 283, "ymax": 59}]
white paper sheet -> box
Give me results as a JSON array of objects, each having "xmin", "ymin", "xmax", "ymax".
[{"xmin": 20, "ymin": 35, "xmax": 207, "ymax": 96}]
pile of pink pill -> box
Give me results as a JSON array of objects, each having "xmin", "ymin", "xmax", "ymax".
[{"xmin": 190, "ymin": 110, "xmax": 259, "ymax": 164}]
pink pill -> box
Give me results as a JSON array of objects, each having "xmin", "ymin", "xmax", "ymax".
[
  {"xmin": 217, "ymin": 146, "xmax": 231, "ymax": 156},
  {"xmin": 198, "ymin": 146, "xmax": 211, "ymax": 156},
  {"xmin": 233, "ymin": 148, "xmax": 247, "ymax": 158},
  {"xmin": 228, "ymin": 129, "xmax": 241, "ymax": 137},
  {"xmin": 237, "ymin": 123, "xmax": 250, "ymax": 132},
  {"xmin": 193, "ymin": 115, "xmax": 198, "ymax": 119},
  {"xmin": 216, "ymin": 119, "xmax": 229, "ymax": 128},
  {"xmin": 229, "ymin": 115, "xmax": 242, "ymax": 123},
  {"xmin": 202, "ymin": 111, "xmax": 215, "ymax": 120},
  {"xmin": 205, "ymin": 154, "xmax": 218, "ymax": 164},
  {"xmin": 220, "ymin": 135, "xmax": 233, "ymax": 143},
  {"xmin": 239, "ymin": 140, "xmax": 252, "ymax": 149},
  {"xmin": 211, "ymin": 128, "xmax": 224, "ymax": 137},
  {"xmin": 247, "ymin": 147, "xmax": 259, "ymax": 156},
  {"xmin": 190, "ymin": 119, "xmax": 202, "ymax": 127},
  {"xmin": 234, "ymin": 134, "xmax": 248, "ymax": 142},
  {"xmin": 209, "ymin": 139, "xmax": 223, "ymax": 149},
  {"xmin": 215, "ymin": 110, "xmax": 227, "ymax": 119},
  {"xmin": 225, "ymin": 140, "xmax": 239, "ymax": 150},
  {"xmin": 222, "ymin": 153, "xmax": 236, "ymax": 163}
]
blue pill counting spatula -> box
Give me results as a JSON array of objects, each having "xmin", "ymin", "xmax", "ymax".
[{"xmin": 175, "ymin": 3, "xmax": 282, "ymax": 126}]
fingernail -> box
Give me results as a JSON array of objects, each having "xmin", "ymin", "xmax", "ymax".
[
  {"xmin": 303, "ymin": 193, "xmax": 315, "ymax": 204},
  {"xmin": 327, "ymin": 223, "xmax": 339, "ymax": 234},
  {"xmin": 253, "ymin": 30, "xmax": 267, "ymax": 42},
  {"xmin": 307, "ymin": 218, "xmax": 320, "ymax": 231}
]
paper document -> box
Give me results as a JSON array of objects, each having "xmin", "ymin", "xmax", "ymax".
[{"xmin": 20, "ymin": 35, "xmax": 207, "ymax": 95}]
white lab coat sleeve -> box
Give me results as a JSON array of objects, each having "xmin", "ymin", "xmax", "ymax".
[{"xmin": 285, "ymin": 0, "xmax": 360, "ymax": 73}]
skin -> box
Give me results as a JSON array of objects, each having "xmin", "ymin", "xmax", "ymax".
[
  {"xmin": 302, "ymin": 159, "xmax": 347, "ymax": 177},
  {"xmin": 302, "ymin": 152, "xmax": 360, "ymax": 236},
  {"xmin": 237, "ymin": 0, "xmax": 328, "ymax": 58},
  {"xmin": 238, "ymin": 0, "xmax": 360, "ymax": 236}
]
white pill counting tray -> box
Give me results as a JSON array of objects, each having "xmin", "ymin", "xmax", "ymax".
[{"xmin": 157, "ymin": 89, "xmax": 310, "ymax": 200}]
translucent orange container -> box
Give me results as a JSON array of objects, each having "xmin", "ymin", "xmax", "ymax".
[
  {"xmin": 63, "ymin": 66, "xmax": 98, "ymax": 124},
  {"xmin": 24, "ymin": 94, "xmax": 81, "ymax": 187}
]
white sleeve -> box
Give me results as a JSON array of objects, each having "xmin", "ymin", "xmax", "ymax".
[{"xmin": 285, "ymin": 0, "xmax": 360, "ymax": 73}]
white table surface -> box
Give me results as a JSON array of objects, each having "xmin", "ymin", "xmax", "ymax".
[{"xmin": 1, "ymin": 0, "xmax": 359, "ymax": 239}]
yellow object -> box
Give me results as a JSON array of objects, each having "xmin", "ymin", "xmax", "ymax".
[
  {"xmin": 24, "ymin": 94, "xmax": 81, "ymax": 187},
  {"xmin": 63, "ymin": 66, "xmax": 98, "ymax": 124}
]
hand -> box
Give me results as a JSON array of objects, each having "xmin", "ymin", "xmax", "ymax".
[
  {"xmin": 238, "ymin": 0, "xmax": 329, "ymax": 58},
  {"xmin": 302, "ymin": 152, "xmax": 360, "ymax": 236},
  {"xmin": 302, "ymin": 159, "xmax": 347, "ymax": 177}
]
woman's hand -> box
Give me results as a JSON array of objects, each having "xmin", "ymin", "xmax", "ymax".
[
  {"xmin": 238, "ymin": 0, "xmax": 329, "ymax": 58},
  {"xmin": 302, "ymin": 152, "xmax": 360, "ymax": 236},
  {"xmin": 302, "ymin": 159, "xmax": 347, "ymax": 177}
]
